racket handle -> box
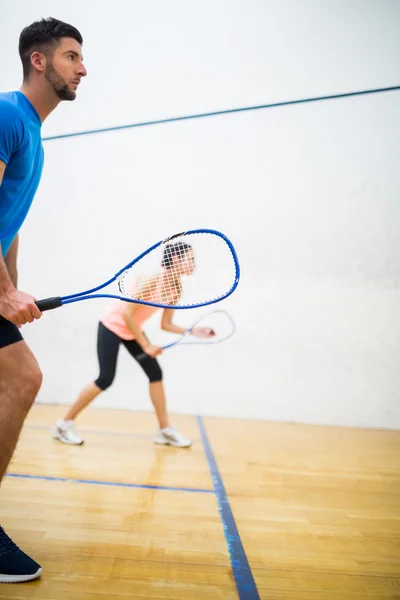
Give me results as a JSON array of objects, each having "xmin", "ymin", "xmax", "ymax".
[
  {"xmin": 0, "ymin": 296, "xmax": 62, "ymax": 322},
  {"xmin": 36, "ymin": 297, "xmax": 63, "ymax": 312}
]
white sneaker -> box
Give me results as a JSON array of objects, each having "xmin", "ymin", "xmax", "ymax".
[
  {"xmin": 154, "ymin": 427, "xmax": 192, "ymax": 448},
  {"xmin": 52, "ymin": 420, "xmax": 84, "ymax": 445}
]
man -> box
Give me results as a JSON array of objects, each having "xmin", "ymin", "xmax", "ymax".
[{"xmin": 0, "ymin": 17, "xmax": 87, "ymax": 583}]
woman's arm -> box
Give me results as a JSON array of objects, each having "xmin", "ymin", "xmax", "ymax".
[
  {"xmin": 161, "ymin": 308, "xmax": 216, "ymax": 339},
  {"xmin": 161, "ymin": 308, "xmax": 215, "ymax": 338},
  {"xmin": 160, "ymin": 308, "xmax": 186, "ymax": 335},
  {"xmin": 122, "ymin": 302, "xmax": 161, "ymax": 357}
]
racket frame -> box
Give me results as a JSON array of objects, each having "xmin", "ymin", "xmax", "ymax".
[
  {"xmin": 58, "ymin": 228, "xmax": 240, "ymax": 310},
  {"xmin": 135, "ymin": 309, "xmax": 236, "ymax": 361}
]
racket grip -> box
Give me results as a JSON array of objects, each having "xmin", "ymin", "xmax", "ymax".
[
  {"xmin": 36, "ymin": 297, "xmax": 63, "ymax": 312},
  {"xmin": 0, "ymin": 296, "xmax": 62, "ymax": 322}
]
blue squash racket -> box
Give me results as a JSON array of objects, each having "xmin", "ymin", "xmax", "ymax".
[
  {"xmin": 136, "ymin": 309, "xmax": 236, "ymax": 361},
  {"xmin": 9, "ymin": 229, "xmax": 240, "ymax": 315}
]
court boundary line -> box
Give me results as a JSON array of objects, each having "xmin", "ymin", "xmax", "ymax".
[
  {"xmin": 6, "ymin": 472, "xmax": 213, "ymax": 494},
  {"xmin": 197, "ymin": 415, "xmax": 260, "ymax": 599},
  {"xmin": 42, "ymin": 85, "xmax": 400, "ymax": 142}
]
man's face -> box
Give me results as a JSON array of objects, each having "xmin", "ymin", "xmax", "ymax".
[{"xmin": 45, "ymin": 37, "xmax": 87, "ymax": 101}]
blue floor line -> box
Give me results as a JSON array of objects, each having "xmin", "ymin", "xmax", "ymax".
[
  {"xmin": 6, "ymin": 472, "xmax": 214, "ymax": 494},
  {"xmin": 197, "ymin": 416, "xmax": 260, "ymax": 599}
]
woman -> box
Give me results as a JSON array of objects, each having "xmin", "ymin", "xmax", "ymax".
[{"xmin": 53, "ymin": 242, "xmax": 213, "ymax": 448}]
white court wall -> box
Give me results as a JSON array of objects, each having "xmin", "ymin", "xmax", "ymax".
[{"xmin": 1, "ymin": 0, "xmax": 399, "ymax": 428}]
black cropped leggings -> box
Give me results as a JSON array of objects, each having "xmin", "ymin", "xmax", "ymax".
[{"xmin": 94, "ymin": 322, "xmax": 162, "ymax": 390}]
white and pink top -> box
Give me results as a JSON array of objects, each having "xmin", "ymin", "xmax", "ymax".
[{"xmin": 100, "ymin": 273, "xmax": 177, "ymax": 340}]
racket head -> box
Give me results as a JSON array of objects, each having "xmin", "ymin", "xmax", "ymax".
[
  {"xmin": 117, "ymin": 229, "xmax": 240, "ymax": 309},
  {"xmin": 166, "ymin": 309, "xmax": 236, "ymax": 348},
  {"xmin": 127, "ymin": 308, "xmax": 236, "ymax": 363}
]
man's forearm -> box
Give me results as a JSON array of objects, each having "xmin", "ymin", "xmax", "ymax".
[
  {"xmin": 0, "ymin": 250, "xmax": 15, "ymax": 295},
  {"xmin": 3, "ymin": 234, "xmax": 18, "ymax": 288}
]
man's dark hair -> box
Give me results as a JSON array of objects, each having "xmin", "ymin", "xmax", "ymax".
[{"xmin": 19, "ymin": 17, "xmax": 83, "ymax": 80}]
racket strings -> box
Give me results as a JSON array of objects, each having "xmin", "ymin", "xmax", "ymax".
[
  {"xmin": 118, "ymin": 232, "xmax": 238, "ymax": 308},
  {"xmin": 188, "ymin": 310, "xmax": 236, "ymax": 344}
]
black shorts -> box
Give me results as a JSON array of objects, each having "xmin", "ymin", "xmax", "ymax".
[{"xmin": 0, "ymin": 319, "xmax": 23, "ymax": 349}]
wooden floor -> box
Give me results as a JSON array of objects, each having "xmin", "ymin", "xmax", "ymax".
[{"xmin": 0, "ymin": 404, "xmax": 399, "ymax": 599}]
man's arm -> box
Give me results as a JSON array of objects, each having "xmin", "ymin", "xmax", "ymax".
[
  {"xmin": 0, "ymin": 160, "xmax": 41, "ymax": 324},
  {"xmin": 4, "ymin": 233, "xmax": 18, "ymax": 288},
  {"xmin": 0, "ymin": 161, "xmax": 15, "ymax": 294}
]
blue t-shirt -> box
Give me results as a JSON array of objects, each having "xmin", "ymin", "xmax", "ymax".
[{"xmin": 0, "ymin": 91, "xmax": 44, "ymax": 257}]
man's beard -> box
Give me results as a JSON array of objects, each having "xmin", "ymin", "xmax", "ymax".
[{"xmin": 45, "ymin": 61, "xmax": 76, "ymax": 101}]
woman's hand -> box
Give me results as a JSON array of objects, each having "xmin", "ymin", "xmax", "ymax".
[
  {"xmin": 143, "ymin": 343, "xmax": 163, "ymax": 358},
  {"xmin": 190, "ymin": 326, "xmax": 215, "ymax": 339}
]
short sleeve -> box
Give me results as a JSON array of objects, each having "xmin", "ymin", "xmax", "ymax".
[{"xmin": 0, "ymin": 100, "xmax": 24, "ymax": 165}]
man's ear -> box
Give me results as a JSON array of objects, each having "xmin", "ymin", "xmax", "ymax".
[{"xmin": 30, "ymin": 51, "xmax": 47, "ymax": 74}]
